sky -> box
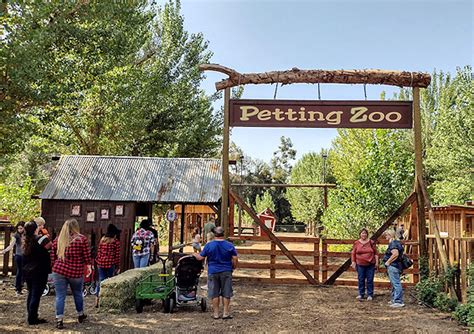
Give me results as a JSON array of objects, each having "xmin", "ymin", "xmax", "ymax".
[{"xmin": 179, "ymin": 0, "xmax": 473, "ymax": 163}]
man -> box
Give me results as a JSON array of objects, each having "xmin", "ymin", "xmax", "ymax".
[
  {"xmin": 193, "ymin": 226, "xmax": 238, "ymax": 319},
  {"xmin": 203, "ymin": 217, "xmax": 216, "ymax": 243},
  {"xmin": 396, "ymin": 224, "xmax": 405, "ymax": 240}
]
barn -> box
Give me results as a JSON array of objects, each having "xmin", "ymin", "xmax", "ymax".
[{"xmin": 39, "ymin": 155, "xmax": 222, "ymax": 270}]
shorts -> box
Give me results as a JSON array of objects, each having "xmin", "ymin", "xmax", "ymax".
[{"xmin": 207, "ymin": 271, "xmax": 233, "ymax": 299}]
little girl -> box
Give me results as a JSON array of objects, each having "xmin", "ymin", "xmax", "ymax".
[{"xmin": 192, "ymin": 228, "xmax": 201, "ymax": 252}]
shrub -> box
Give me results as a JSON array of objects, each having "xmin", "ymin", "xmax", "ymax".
[
  {"xmin": 453, "ymin": 303, "xmax": 472, "ymax": 327},
  {"xmin": 416, "ymin": 276, "xmax": 443, "ymax": 306},
  {"xmin": 433, "ymin": 293, "xmax": 458, "ymax": 312}
]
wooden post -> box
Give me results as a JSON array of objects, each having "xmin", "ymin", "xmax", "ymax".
[
  {"xmin": 179, "ymin": 204, "xmax": 185, "ymax": 253},
  {"xmin": 270, "ymin": 241, "xmax": 276, "ymax": 279},
  {"xmin": 314, "ymin": 240, "xmax": 320, "ymax": 282},
  {"xmin": 413, "ymin": 87, "xmax": 427, "ymax": 258},
  {"xmin": 322, "ymin": 239, "xmax": 328, "ymax": 282},
  {"xmin": 229, "ymin": 195, "xmax": 235, "ymax": 236},
  {"xmin": 460, "ymin": 240, "xmax": 467, "ymax": 302},
  {"xmin": 168, "ymin": 205, "xmax": 175, "ymax": 261},
  {"xmin": 323, "ymin": 186, "xmax": 328, "ymax": 208},
  {"xmin": 221, "ymin": 87, "xmax": 230, "ymax": 237},
  {"xmin": 2, "ymin": 226, "xmax": 12, "ymax": 276}
]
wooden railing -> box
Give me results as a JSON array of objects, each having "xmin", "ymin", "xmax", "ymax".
[
  {"xmin": 230, "ymin": 235, "xmax": 420, "ymax": 287},
  {"xmin": 0, "ymin": 223, "xmax": 14, "ymax": 276},
  {"xmin": 427, "ymin": 235, "xmax": 473, "ymax": 302}
]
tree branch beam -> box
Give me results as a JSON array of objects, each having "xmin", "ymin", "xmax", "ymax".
[{"xmin": 199, "ymin": 64, "xmax": 431, "ymax": 90}]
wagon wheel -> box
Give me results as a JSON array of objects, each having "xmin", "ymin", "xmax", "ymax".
[
  {"xmin": 42, "ymin": 284, "xmax": 50, "ymax": 297},
  {"xmin": 135, "ymin": 299, "xmax": 144, "ymax": 313},
  {"xmin": 163, "ymin": 297, "xmax": 175, "ymax": 313},
  {"xmin": 200, "ymin": 297, "xmax": 207, "ymax": 312}
]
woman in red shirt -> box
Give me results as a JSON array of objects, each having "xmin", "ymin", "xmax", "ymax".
[
  {"xmin": 95, "ymin": 224, "xmax": 121, "ymax": 308},
  {"xmin": 351, "ymin": 228, "xmax": 378, "ymax": 301},
  {"xmin": 51, "ymin": 219, "xmax": 92, "ymax": 329}
]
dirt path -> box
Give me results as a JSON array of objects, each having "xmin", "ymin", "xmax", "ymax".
[{"xmin": 0, "ymin": 278, "xmax": 466, "ymax": 333}]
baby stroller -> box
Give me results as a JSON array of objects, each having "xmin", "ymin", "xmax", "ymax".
[
  {"xmin": 172, "ymin": 255, "xmax": 207, "ymax": 312},
  {"xmin": 42, "ymin": 262, "xmax": 98, "ymax": 297}
]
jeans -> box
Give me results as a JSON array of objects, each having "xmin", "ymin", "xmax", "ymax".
[
  {"xmin": 133, "ymin": 254, "xmax": 150, "ymax": 268},
  {"xmin": 356, "ymin": 264, "xmax": 375, "ymax": 297},
  {"xmin": 26, "ymin": 273, "xmax": 48, "ymax": 323},
  {"xmin": 387, "ymin": 265, "xmax": 403, "ymax": 304},
  {"xmin": 97, "ymin": 266, "xmax": 115, "ymax": 296},
  {"xmin": 14, "ymin": 254, "xmax": 24, "ymax": 293},
  {"xmin": 53, "ymin": 273, "xmax": 84, "ymax": 319}
]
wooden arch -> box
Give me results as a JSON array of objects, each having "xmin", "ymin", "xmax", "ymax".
[{"xmin": 200, "ymin": 64, "xmax": 450, "ymax": 286}]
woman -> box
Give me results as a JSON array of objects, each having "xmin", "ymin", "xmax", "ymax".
[
  {"xmin": 51, "ymin": 219, "xmax": 92, "ymax": 329},
  {"xmin": 1, "ymin": 221, "xmax": 26, "ymax": 296},
  {"xmin": 95, "ymin": 224, "xmax": 121, "ymax": 308},
  {"xmin": 351, "ymin": 228, "xmax": 378, "ymax": 301},
  {"xmin": 131, "ymin": 220, "xmax": 155, "ymax": 268},
  {"xmin": 22, "ymin": 221, "xmax": 51, "ymax": 325},
  {"xmin": 192, "ymin": 227, "xmax": 202, "ymax": 253},
  {"xmin": 383, "ymin": 229, "xmax": 404, "ymax": 308}
]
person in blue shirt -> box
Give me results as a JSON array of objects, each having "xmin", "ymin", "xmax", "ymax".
[
  {"xmin": 193, "ymin": 226, "xmax": 238, "ymax": 319},
  {"xmin": 383, "ymin": 229, "xmax": 404, "ymax": 308}
]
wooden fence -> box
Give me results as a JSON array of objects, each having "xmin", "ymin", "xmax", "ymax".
[
  {"xmin": 230, "ymin": 235, "xmax": 420, "ymax": 287},
  {"xmin": 427, "ymin": 235, "xmax": 473, "ymax": 302},
  {"xmin": 0, "ymin": 223, "xmax": 15, "ymax": 276}
]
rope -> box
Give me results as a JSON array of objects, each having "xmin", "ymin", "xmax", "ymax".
[
  {"xmin": 410, "ymin": 72, "xmax": 414, "ymax": 88},
  {"xmin": 318, "ymin": 83, "xmax": 321, "ymax": 100},
  {"xmin": 273, "ymin": 83, "xmax": 279, "ymax": 99},
  {"xmin": 364, "ymin": 83, "xmax": 367, "ymax": 100}
]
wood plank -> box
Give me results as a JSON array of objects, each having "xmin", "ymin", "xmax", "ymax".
[
  {"xmin": 314, "ymin": 241, "xmax": 319, "ymax": 282},
  {"xmin": 324, "ymin": 191, "xmax": 417, "ymax": 285},
  {"xmin": 270, "ymin": 242, "xmax": 276, "ymax": 279},
  {"xmin": 230, "ymin": 190, "xmax": 318, "ymax": 285},
  {"xmin": 236, "ymin": 248, "xmax": 314, "ymax": 256},
  {"xmin": 322, "ymin": 239, "xmax": 328, "ymax": 282},
  {"xmin": 230, "ymin": 235, "xmax": 320, "ymax": 243},
  {"xmin": 221, "ymin": 87, "xmax": 230, "ymax": 236},
  {"xmin": 238, "ymin": 262, "xmax": 315, "ymax": 271}
]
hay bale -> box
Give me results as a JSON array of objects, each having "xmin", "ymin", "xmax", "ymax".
[{"xmin": 99, "ymin": 263, "xmax": 164, "ymax": 313}]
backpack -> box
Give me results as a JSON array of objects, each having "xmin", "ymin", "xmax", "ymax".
[{"xmin": 400, "ymin": 254, "xmax": 413, "ymax": 270}]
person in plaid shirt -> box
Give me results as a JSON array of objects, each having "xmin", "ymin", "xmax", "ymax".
[
  {"xmin": 95, "ymin": 224, "xmax": 121, "ymax": 308},
  {"xmin": 51, "ymin": 219, "xmax": 92, "ymax": 329},
  {"xmin": 130, "ymin": 220, "xmax": 155, "ymax": 268}
]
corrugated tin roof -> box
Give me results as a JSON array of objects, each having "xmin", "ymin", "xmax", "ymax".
[{"xmin": 40, "ymin": 155, "xmax": 222, "ymax": 203}]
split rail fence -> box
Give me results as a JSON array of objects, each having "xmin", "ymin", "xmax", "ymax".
[{"xmin": 230, "ymin": 235, "xmax": 420, "ymax": 287}]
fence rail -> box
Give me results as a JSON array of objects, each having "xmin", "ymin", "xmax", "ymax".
[{"xmin": 230, "ymin": 236, "xmax": 420, "ymax": 287}]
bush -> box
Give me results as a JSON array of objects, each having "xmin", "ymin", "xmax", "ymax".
[
  {"xmin": 416, "ymin": 276, "xmax": 444, "ymax": 306},
  {"xmin": 433, "ymin": 293, "xmax": 458, "ymax": 312},
  {"xmin": 453, "ymin": 303, "xmax": 473, "ymax": 327}
]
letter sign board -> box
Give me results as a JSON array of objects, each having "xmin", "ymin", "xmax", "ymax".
[{"xmin": 229, "ymin": 99, "xmax": 412, "ymax": 129}]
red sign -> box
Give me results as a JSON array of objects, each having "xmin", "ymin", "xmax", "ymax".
[{"xmin": 229, "ymin": 99, "xmax": 413, "ymax": 129}]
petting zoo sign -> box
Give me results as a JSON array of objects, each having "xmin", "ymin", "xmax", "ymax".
[{"xmin": 230, "ymin": 99, "xmax": 413, "ymax": 128}]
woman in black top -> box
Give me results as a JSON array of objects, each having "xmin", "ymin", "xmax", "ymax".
[{"xmin": 22, "ymin": 221, "xmax": 52, "ymax": 325}]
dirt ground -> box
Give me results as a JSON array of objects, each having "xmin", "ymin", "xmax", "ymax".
[{"xmin": 0, "ymin": 277, "xmax": 467, "ymax": 333}]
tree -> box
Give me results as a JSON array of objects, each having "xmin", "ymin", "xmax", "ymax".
[
  {"xmin": 255, "ymin": 190, "xmax": 275, "ymax": 214},
  {"xmin": 287, "ymin": 150, "xmax": 333, "ymax": 235}
]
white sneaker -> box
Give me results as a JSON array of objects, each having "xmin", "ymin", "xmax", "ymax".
[
  {"xmin": 367, "ymin": 296, "xmax": 373, "ymax": 301},
  {"xmin": 387, "ymin": 300, "xmax": 394, "ymax": 305},
  {"xmin": 356, "ymin": 295, "xmax": 363, "ymax": 301},
  {"xmin": 390, "ymin": 303, "xmax": 405, "ymax": 308}
]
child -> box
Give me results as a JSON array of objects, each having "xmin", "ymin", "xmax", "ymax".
[
  {"xmin": 192, "ymin": 228, "xmax": 201, "ymax": 253},
  {"xmin": 34, "ymin": 217, "xmax": 50, "ymax": 240}
]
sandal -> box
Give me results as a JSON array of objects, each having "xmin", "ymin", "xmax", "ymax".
[
  {"xmin": 212, "ymin": 315, "xmax": 220, "ymax": 320},
  {"xmin": 222, "ymin": 315, "xmax": 233, "ymax": 320}
]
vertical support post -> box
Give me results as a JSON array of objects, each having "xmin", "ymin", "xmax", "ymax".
[
  {"xmin": 229, "ymin": 195, "xmax": 235, "ymax": 236},
  {"xmin": 221, "ymin": 87, "xmax": 231, "ymax": 237},
  {"xmin": 322, "ymin": 239, "xmax": 328, "ymax": 282},
  {"xmin": 313, "ymin": 239, "xmax": 320, "ymax": 282},
  {"xmin": 460, "ymin": 240, "xmax": 467, "ymax": 302},
  {"xmin": 168, "ymin": 205, "xmax": 174, "ymax": 261},
  {"xmin": 179, "ymin": 204, "xmax": 185, "ymax": 253},
  {"xmin": 413, "ymin": 87, "xmax": 427, "ymax": 257},
  {"xmin": 323, "ymin": 186, "xmax": 328, "ymax": 209},
  {"xmin": 270, "ymin": 241, "xmax": 276, "ymax": 279},
  {"xmin": 2, "ymin": 225, "xmax": 11, "ymax": 275}
]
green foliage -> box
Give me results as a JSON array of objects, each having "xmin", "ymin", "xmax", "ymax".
[
  {"xmin": 419, "ymin": 255, "xmax": 430, "ymax": 280},
  {"xmin": 0, "ymin": 177, "xmax": 40, "ymax": 224},
  {"xmin": 254, "ymin": 191, "xmax": 275, "ymax": 214},
  {"xmin": 453, "ymin": 303, "xmax": 473, "ymax": 327},
  {"xmin": 287, "ymin": 150, "xmax": 333, "ymax": 227},
  {"xmin": 433, "ymin": 293, "xmax": 458, "ymax": 312},
  {"xmin": 416, "ymin": 276, "xmax": 444, "ymax": 307},
  {"xmin": 321, "ymin": 129, "xmax": 413, "ymax": 238}
]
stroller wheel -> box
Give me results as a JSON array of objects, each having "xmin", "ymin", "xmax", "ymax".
[
  {"xmin": 82, "ymin": 286, "xmax": 88, "ymax": 297},
  {"xmin": 200, "ymin": 297, "xmax": 207, "ymax": 312},
  {"xmin": 163, "ymin": 297, "xmax": 175, "ymax": 313},
  {"xmin": 135, "ymin": 299, "xmax": 144, "ymax": 313},
  {"xmin": 89, "ymin": 282, "xmax": 98, "ymax": 296},
  {"xmin": 42, "ymin": 284, "xmax": 50, "ymax": 297}
]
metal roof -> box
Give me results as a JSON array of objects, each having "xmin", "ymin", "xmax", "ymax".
[{"xmin": 40, "ymin": 155, "xmax": 222, "ymax": 203}]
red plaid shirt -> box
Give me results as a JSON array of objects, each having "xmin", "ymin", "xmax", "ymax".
[
  {"xmin": 96, "ymin": 239, "xmax": 120, "ymax": 269},
  {"xmin": 51, "ymin": 233, "xmax": 92, "ymax": 278}
]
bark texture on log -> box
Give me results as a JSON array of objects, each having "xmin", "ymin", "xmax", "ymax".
[{"xmin": 199, "ymin": 64, "xmax": 431, "ymax": 90}]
